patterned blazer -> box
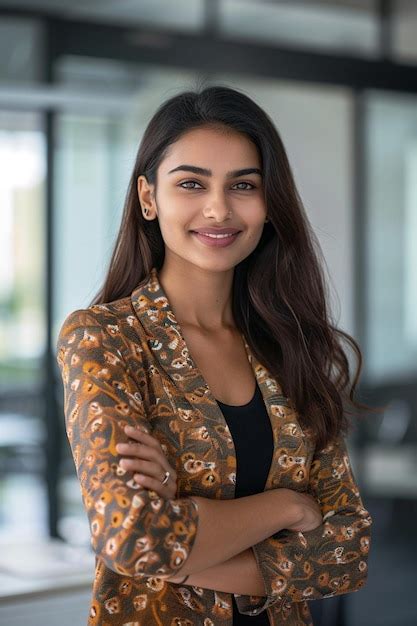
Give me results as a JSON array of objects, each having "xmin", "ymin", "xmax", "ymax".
[{"xmin": 56, "ymin": 265, "xmax": 373, "ymax": 626}]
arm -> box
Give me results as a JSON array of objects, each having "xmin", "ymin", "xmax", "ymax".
[
  {"xmin": 57, "ymin": 308, "xmax": 300, "ymax": 580},
  {"xmin": 56, "ymin": 308, "xmax": 199, "ymax": 579},
  {"xmin": 174, "ymin": 489, "xmax": 299, "ymax": 577},
  {"xmin": 172, "ymin": 548, "xmax": 266, "ymax": 596},
  {"xmin": 233, "ymin": 432, "xmax": 373, "ymax": 616}
]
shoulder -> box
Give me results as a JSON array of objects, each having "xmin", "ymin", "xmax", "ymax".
[
  {"xmin": 57, "ymin": 295, "xmax": 134, "ymax": 338},
  {"xmin": 56, "ymin": 295, "xmax": 145, "ymax": 366}
]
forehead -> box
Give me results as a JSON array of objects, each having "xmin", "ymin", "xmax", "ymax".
[{"xmin": 159, "ymin": 126, "xmax": 260, "ymax": 172}]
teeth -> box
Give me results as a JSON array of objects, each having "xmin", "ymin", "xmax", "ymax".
[{"xmin": 197, "ymin": 232, "xmax": 236, "ymax": 239}]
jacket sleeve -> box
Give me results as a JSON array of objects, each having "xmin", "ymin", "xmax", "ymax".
[
  {"xmin": 56, "ymin": 307, "xmax": 199, "ymax": 579},
  {"xmin": 233, "ymin": 431, "xmax": 373, "ymax": 616}
]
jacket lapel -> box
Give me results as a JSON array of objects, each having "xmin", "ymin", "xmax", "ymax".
[{"xmin": 130, "ymin": 266, "xmax": 310, "ymax": 494}]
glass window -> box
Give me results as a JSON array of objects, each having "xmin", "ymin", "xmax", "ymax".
[
  {"xmin": 0, "ymin": 17, "xmax": 44, "ymax": 84},
  {"xmin": 220, "ymin": 0, "xmax": 379, "ymax": 58},
  {"xmin": 7, "ymin": 0, "xmax": 205, "ymax": 32},
  {"xmin": 364, "ymin": 90, "xmax": 417, "ymax": 382},
  {"xmin": 393, "ymin": 0, "xmax": 417, "ymax": 64},
  {"xmin": 78, "ymin": 0, "xmax": 205, "ymax": 31},
  {"xmin": 0, "ymin": 111, "xmax": 46, "ymax": 389},
  {"xmin": 0, "ymin": 111, "xmax": 47, "ymax": 541}
]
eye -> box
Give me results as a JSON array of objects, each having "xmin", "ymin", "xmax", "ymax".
[
  {"xmin": 178, "ymin": 180, "xmax": 203, "ymax": 189},
  {"xmin": 233, "ymin": 182, "xmax": 256, "ymax": 190},
  {"xmin": 178, "ymin": 180, "xmax": 256, "ymax": 190}
]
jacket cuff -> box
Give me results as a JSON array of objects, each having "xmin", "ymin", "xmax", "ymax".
[
  {"xmin": 233, "ymin": 592, "xmax": 281, "ymax": 616},
  {"xmin": 233, "ymin": 546, "xmax": 283, "ymax": 616}
]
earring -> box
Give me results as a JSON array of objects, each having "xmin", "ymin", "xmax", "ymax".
[{"xmin": 265, "ymin": 217, "xmax": 270, "ymax": 223}]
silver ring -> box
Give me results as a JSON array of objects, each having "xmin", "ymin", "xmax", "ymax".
[{"xmin": 161, "ymin": 470, "xmax": 170, "ymax": 485}]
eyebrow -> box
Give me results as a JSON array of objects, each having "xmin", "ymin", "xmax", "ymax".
[{"xmin": 167, "ymin": 164, "xmax": 262, "ymax": 178}]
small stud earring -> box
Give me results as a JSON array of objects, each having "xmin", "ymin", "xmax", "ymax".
[{"xmin": 143, "ymin": 207, "xmax": 158, "ymax": 220}]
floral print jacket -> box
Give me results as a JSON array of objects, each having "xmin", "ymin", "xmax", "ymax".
[{"xmin": 56, "ymin": 266, "xmax": 373, "ymax": 625}]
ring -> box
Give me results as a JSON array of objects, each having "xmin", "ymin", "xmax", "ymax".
[{"xmin": 161, "ymin": 471, "xmax": 170, "ymax": 485}]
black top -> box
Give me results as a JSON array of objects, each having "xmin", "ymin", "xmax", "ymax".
[{"xmin": 216, "ymin": 380, "xmax": 274, "ymax": 625}]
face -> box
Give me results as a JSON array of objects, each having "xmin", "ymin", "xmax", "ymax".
[{"xmin": 137, "ymin": 125, "xmax": 268, "ymax": 274}]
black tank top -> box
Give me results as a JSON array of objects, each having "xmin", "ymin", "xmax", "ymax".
[{"xmin": 215, "ymin": 380, "xmax": 274, "ymax": 625}]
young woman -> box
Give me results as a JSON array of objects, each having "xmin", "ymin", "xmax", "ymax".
[{"xmin": 56, "ymin": 84, "xmax": 374, "ymax": 625}]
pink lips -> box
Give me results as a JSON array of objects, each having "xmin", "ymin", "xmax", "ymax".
[
  {"xmin": 192, "ymin": 227, "xmax": 241, "ymax": 235},
  {"xmin": 191, "ymin": 231, "xmax": 241, "ymax": 248}
]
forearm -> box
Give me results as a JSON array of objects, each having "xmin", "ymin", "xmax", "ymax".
[
  {"xmin": 171, "ymin": 548, "xmax": 266, "ymax": 596},
  {"xmin": 175, "ymin": 489, "xmax": 299, "ymax": 576}
]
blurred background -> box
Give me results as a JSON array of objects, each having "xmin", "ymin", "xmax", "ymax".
[{"xmin": 0, "ymin": 1, "xmax": 416, "ymax": 625}]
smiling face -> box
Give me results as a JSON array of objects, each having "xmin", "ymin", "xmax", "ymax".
[{"xmin": 137, "ymin": 124, "xmax": 268, "ymax": 274}]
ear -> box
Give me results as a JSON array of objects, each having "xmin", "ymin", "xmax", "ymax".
[{"xmin": 137, "ymin": 175, "xmax": 156, "ymax": 211}]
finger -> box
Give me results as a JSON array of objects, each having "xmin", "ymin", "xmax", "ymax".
[
  {"xmin": 124, "ymin": 423, "xmax": 150, "ymax": 436},
  {"xmin": 119, "ymin": 458, "xmax": 162, "ymax": 478},
  {"xmin": 120, "ymin": 453, "xmax": 175, "ymax": 491},
  {"xmin": 117, "ymin": 441, "xmax": 158, "ymax": 455},
  {"xmin": 116, "ymin": 442, "xmax": 175, "ymax": 476},
  {"xmin": 116, "ymin": 441, "xmax": 151, "ymax": 457},
  {"xmin": 124, "ymin": 425, "xmax": 160, "ymax": 450},
  {"xmin": 132, "ymin": 472, "xmax": 174, "ymax": 494},
  {"xmin": 118, "ymin": 450, "xmax": 177, "ymax": 480}
]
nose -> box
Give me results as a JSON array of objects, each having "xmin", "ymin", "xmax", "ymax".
[{"xmin": 203, "ymin": 190, "xmax": 231, "ymax": 221}]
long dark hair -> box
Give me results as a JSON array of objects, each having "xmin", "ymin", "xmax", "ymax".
[{"xmin": 89, "ymin": 82, "xmax": 381, "ymax": 452}]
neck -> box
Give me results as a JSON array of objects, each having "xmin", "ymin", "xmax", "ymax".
[{"xmin": 157, "ymin": 261, "xmax": 236, "ymax": 332}]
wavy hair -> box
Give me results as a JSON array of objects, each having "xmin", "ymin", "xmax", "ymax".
[{"xmin": 89, "ymin": 82, "xmax": 381, "ymax": 452}]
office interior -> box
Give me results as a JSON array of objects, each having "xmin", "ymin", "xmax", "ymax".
[{"xmin": 0, "ymin": 1, "xmax": 416, "ymax": 625}]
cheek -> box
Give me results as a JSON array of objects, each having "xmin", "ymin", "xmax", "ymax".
[
  {"xmin": 157, "ymin": 202, "xmax": 187, "ymax": 225},
  {"xmin": 239, "ymin": 197, "xmax": 267, "ymax": 221},
  {"xmin": 246, "ymin": 230, "xmax": 264, "ymax": 247},
  {"xmin": 157, "ymin": 211, "xmax": 194, "ymax": 243},
  {"xmin": 246, "ymin": 210, "xmax": 268, "ymax": 231}
]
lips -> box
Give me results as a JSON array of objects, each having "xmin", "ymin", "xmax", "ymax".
[
  {"xmin": 191, "ymin": 228, "xmax": 241, "ymax": 235},
  {"xmin": 191, "ymin": 230, "xmax": 241, "ymax": 247}
]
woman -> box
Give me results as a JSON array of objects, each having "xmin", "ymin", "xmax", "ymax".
[{"xmin": 56, "ymin": 84, "xmax": 374, "ymax": 625}]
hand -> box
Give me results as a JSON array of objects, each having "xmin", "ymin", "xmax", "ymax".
[
  {"xmin": 281, "ymin": 489, "xmax": 324, "ymax": 533},
  {"xmin": 116, "ymin": 425, "xmax": 178, "ymax": 499}
]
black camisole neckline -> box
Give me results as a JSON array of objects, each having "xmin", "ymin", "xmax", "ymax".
[{"xmin": 215, "ymin": 380, "xmax": 260, "ymax": 409}]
